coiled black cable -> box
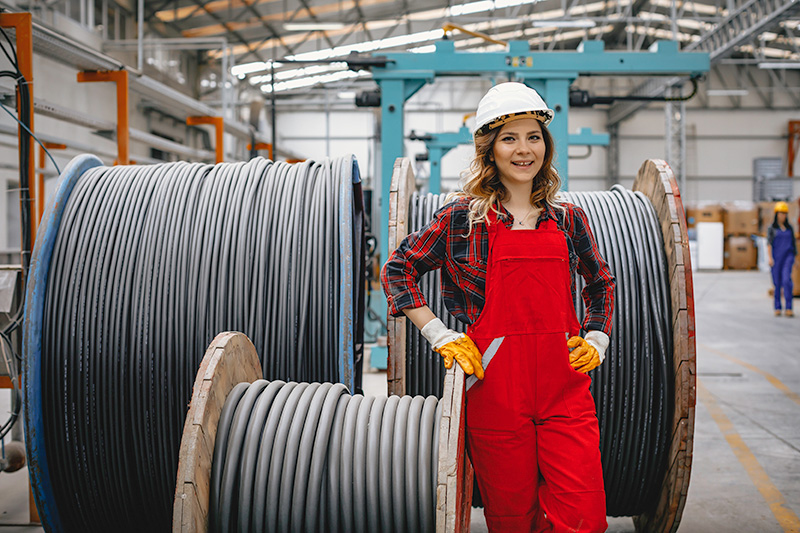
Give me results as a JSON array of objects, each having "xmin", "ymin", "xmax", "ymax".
[
  {"xmin": 404, "ymin": 187, "xmax": 672, "ymax": 516},
  {"xmin": 36, "ymin": 157, "xmax": 364, "ymax": 531},
  {"xmin": 209, "ymin": 379, "xmax": 441, "ymax": 533},
  {"xmin": 406, "ymin": 193, "xmax": 464, "ymax": 398}
]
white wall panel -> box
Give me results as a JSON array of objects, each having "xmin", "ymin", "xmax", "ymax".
[{"xmin": 277, "ymin": 97, "xmax": 797, "ymax": 205}]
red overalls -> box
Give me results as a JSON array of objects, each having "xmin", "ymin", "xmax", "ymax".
[{"xmin": 465, "ymin": 213, "xmax": 607, "ymax": 532}]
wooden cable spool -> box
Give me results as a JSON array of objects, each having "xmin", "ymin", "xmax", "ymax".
[
  {"xmin": 172, "ymin": 328, "xmax": 472, "ymax": 532},
  {"xmin": 631, "ymin": 159, "xmax": 696, "ymax": 533},
  {"xmin": 385, "ymin": 157, "xmax": 696, "ymax": 532}
]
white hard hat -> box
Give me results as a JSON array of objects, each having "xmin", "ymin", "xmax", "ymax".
[{"xmin": 473, "ymin": 82, "xmax": 554, "ymax": 136}]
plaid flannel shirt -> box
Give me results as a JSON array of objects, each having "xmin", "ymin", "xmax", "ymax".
[{"xmin": 381, "ymin": 197, "xmax": 615, "ymax": 335}]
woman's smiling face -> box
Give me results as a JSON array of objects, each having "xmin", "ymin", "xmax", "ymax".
[{"xmin": 491, "ymin": 118, "xmax": 547, "ymax": 189}]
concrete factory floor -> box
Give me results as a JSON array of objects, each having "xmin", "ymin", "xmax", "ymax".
[{"xmin": 1, "ymin": 270, "xmax": 798, "ymax": 532}]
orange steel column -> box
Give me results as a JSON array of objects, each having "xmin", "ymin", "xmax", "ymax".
[
  {"xmin": 0, "ymin": 13, "xmax": 36, "ymax": 245},
  {"xmin": 187, "ymin": 116, "xmax": 224, "ymax": 163},
  {"xmin": 0, "ymin": 17, "xmax": 39, "ymax": 524},
  {"xmin": 38, "ymin": 143, "xmax": 66, "ymax": 221},
  {"xmin": 247, "ymin": 141, "xmax": 273, "ymax": 160},
  {"xmin": 789, "ymin": 121, "xmax": 800, "ymax": 178},
  {"xmin": 77, "ymin": 70, "xmax": 129, "ymax": 165}
]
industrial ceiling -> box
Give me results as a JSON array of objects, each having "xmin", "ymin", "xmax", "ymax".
[{"xmin": 136, "ymin": 0, "xmax": 800, "ymax": 100}]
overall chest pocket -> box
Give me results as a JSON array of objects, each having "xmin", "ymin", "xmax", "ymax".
[{"xmin": 486, "ymin": 256, "xmax": 572, "ymax": 335}]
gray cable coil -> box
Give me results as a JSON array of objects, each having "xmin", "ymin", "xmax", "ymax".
[{"xmin": 210, "ymin": 380, "xmax": 442, "ymax": 533}]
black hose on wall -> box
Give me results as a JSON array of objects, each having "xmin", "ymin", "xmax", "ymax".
[
  {"xmin": 209, "ymin": 379, "xmax": 442, "ymax": 533},
  {"xmin": 404, "ymin": 187, "xmax": 672, "ymax": 516},
  {"xmin": 37, "ymin": 157, "xmax": 364, "ymax": 531}
]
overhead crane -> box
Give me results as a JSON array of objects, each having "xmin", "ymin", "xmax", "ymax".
[{"xmin": 362, "ymin": 38, "xmax": 709, "ymax": 368}]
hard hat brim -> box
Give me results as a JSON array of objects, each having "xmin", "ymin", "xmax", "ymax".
[{"xmin": 474, "ymin": 109, "xmax": 553, "ymax": 137}]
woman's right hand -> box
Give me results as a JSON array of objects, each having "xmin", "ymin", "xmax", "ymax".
[
  {"xmin": 421, "ymin": 318, "xmax": 484, "ymax": 379},
  {"xmin": 434, "ymin": 335, "xmax": 485, "ymax": 379},
  {"xmin": 769, "ymin": 257, "xmax": 774, "ymax": 267}
]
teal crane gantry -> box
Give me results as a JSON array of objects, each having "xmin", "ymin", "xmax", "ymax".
[
  {"xmin": 371, "ymin": 39, "xmax": 709, "ymax": 257},
  {"xmin": 367, "ymin": 39, "xmax": 708, "ymax": 369}
]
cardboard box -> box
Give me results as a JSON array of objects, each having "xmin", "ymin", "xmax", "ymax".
[
  {"xmin": 723, "ymin": 202, "xmax": 759, "ymax": 236},
  {"xmin": 686, "ymin": 204, "xmax": 723, "ymax": 226},
  {"xmin": 724, "ymin": 236, "xmax": 757, "ymax": 270},
  {"xmin": 758, "ymin": 202, "xmax": 775, "ymax": 236},
  {"xmin": 793, "ymin": 243, "xmax": 800, "ymax": 297},
  {"xmin": 685, "ymin": 207, "xmax": 698, "ymax": 228}
]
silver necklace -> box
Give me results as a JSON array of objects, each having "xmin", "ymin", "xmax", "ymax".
[{"xmin": 516, "ymin": 205, "xmax": 535, "ymax": 226}]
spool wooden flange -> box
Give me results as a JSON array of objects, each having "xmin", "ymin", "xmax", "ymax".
[
  {"xmin": 172, "ymin": 332, "xmax": 262, "ymax": 532},
  {"xmin": 632, "ymin": 160, "xmax": 697, "ymax": 533},
  {"xmin": 387, "ymin": 157, "xmax": 416, "ymax": 397}
]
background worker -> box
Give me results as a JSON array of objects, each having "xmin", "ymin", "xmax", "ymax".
[
  {"xmin": 768, "ymin": 201, "xmax": 796, "ymax": 317},
  {"xmin": 381, "ymin": 82, "xmax": 615, "ymax": 532}
]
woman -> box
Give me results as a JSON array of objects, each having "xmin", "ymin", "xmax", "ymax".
[
  {"xmin": 768, "ymin": 201, "xmax": 796, "ymax": 317},
  {"xmin": 381, "ymin": 82, "xmax": 614, "ymax": 532}
]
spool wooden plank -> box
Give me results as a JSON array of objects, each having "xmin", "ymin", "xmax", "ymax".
[
  {"xmin": 172, "ymin": 332, "xmax": 262, "ymax": 533},
  {"xmin": 387, "ymin": 157, "xmax": 417, "ymax": 396},
  {"xmin": 436, "ymin": 364, "xmax": 473, "ymax": 533},
  {"xmin": 436, "ymin": 368, "xmax": 455, "ymax": 530},
  {"xmin": 632, "ymin": 160, "xmax": 696, "ymax": 533}
]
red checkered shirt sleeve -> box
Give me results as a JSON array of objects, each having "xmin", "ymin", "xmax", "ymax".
[
  {"xmin": 566, "ymin": 204, "xmax": 616, "ymax": 335},
  {"xmin": 381, "ymin": 205, "xmax": 451, "ymax": 317}
]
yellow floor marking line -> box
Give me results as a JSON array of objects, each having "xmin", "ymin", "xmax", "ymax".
[
  {"xmin": 699, "ymin": 342, "xmax": 800, "ymax": 407},
  {"xmin": 698, "ymin": 379, "xmax": 800, "ymax": 533}
]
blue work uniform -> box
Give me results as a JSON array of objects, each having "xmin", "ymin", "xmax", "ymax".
[{"xmin": 768, "ymin": 225, "xmax": 797, "ymax": 311}]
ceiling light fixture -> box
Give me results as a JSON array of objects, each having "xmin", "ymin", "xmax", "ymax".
[
  {"xmin": 283, "ymin": 22, "xmax": 347, "ymax": 31},
  {"xmin": 531, "ymin": 19, "xmax": 596, "ymax": 28},
  {"xmin": 707, "ymin": 89, "xmax": 749, "ymax": 96},
  {"xmin": 231, "ymin": 60, "xmax": 283, "ymax": 77},
  {"xmin": 758, "ymin": 62, "xmax": 800, "ymax": 69}
]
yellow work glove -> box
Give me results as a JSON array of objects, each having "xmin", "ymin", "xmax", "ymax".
[
  {"xmin": 567, "ymin": 331, "xmax": 609, "ymax": 373},
  {"xmin": 420, "ymin": 318, "xmax": 484, "ymax": 380}
]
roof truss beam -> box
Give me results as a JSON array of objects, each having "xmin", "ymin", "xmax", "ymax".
[{"xmin": 608, "ymin": 0, "xmax": 800, "ymax": 125}]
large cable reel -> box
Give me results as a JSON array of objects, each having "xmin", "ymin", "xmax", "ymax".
[{"xmin": 24, "ymin": 155, "xmax": 365, "ymax": 532}]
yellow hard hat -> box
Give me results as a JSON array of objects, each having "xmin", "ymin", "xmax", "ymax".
[{"xmin": 774, "ymin": 201, "xmax": 789, "ymax": 213}]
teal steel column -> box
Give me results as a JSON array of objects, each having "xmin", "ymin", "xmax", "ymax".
[
  {"xmin": 371, "ymin": 79, "xmax": 405, "ymax": 370},
  {"xmin": 372, "ymin": 78, "xmax": 426, "ymax": 370},
  {"xmin": 378, "ymin": 78, "xmax": 427, "ymax": 260},
  {"xmin": 379, "ymin": 79, "xmax": 406, "ymax": 260},
  {"xmin": 429, "ymin": 147, "xmax": 443, "ymax": 194},
  {"xmin": 544, "ymin": 77, "xmax": 572, "ymax": 190}
]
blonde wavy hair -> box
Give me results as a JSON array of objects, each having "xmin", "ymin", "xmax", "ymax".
[{"xmin": 449, "ymin": 121, "xmax": 563, "ymax": 234}]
